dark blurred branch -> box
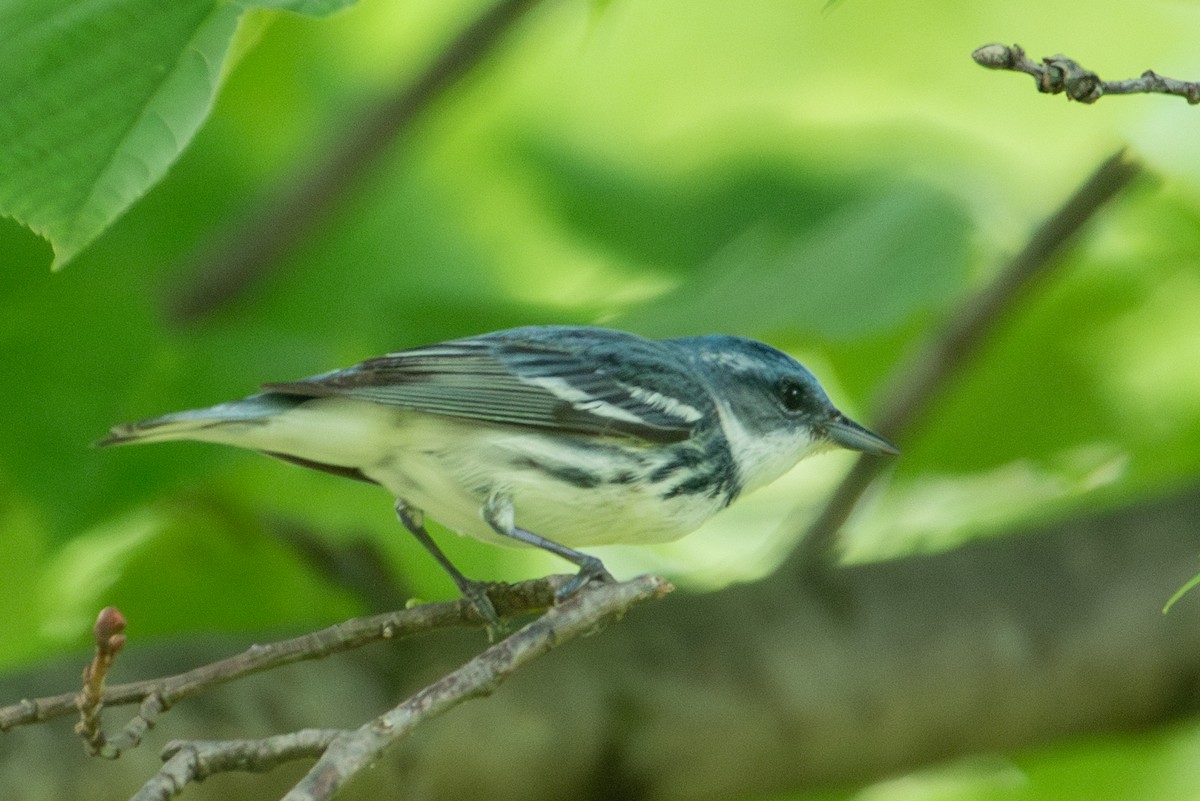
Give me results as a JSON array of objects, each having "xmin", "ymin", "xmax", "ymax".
[
  {"xmin": 130, "ymin": 576, "xmax": 670, "ymax": 801},
  {"xmin": 166, "ymin": 0, "xmax": 542, "ymax": 325},
  {"xmin": 973, "ymin": 43, "xmax": 1200, "ymax": 104},
  {"xmin": 786, "ymin": 148, "xmax": 1144, "ymax": 573},
  {"xmin": 430, "ymin": 484, "xmax": 1200, "ymax": 801},
  {"xmin": 0, "ymin": 576, "xmax": 570, "ymax": 733}
]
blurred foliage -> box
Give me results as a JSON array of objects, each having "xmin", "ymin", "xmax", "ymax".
[
  {"xmin": 2, "ymin": 0, "xmax": 1200, "ymax": 797},
  {"xmin": 786, "ymin": 717, "xmax": 1200, "ymax": 801}
]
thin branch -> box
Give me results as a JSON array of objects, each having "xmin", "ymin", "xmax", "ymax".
[
  {"xmin": 785, "ymin": 148, "xmax": 1144, "ymax": 573},
  {"xmin": 135, "ymin": 730, "xmax": 341, "ymax": 801},
  {"xmin": 130, "ymin": 575, "xmax": 672, "ymax": 801},
  {"xmin": 973, "ymin": 43, "xmax": 1200, "ymax": 104},
  {"xmin": 0, "ymin": 576, "xmax": 568, "ymax": 733},
  {"xmin": 166, "ymin": 0, "xmax": 543, "ymax": 325}
]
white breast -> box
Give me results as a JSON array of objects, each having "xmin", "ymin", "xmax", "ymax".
[{"xmin": 362, "ymin": 416, "xmax": 727, "ymax": 547}]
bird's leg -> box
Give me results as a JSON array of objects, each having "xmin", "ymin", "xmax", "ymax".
[
  {"xmin": 482, "ymin": 495, "xmax": 616, "ymax": 600},
  {"xmin": 394, "ymin": 500, "xmax": 504, "ymax": 638}
]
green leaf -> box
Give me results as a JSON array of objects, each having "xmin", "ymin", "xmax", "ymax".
[
  {"xmin": 621, "ymin": 183, "xmax": 971, "ymax": 341},
  {"xmin": 0, "ymin": 0, "xmax": 355, "ymax": 270},
  {"xmin": 511, "ymin": 143, "xmax": 969, "ymax": 340}
]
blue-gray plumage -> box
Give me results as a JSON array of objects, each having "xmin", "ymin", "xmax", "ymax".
[{"xmin": 101, "ymin": 326, "xmax": 897, "ymax": 629}]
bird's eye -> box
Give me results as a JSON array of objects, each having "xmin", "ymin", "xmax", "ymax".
[{"xmin": 778, "ymin": 379, "xmax": 809, "ymax": 412}]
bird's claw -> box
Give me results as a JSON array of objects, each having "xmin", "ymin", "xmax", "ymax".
[
  {"xmin": 458, "ymin": 579, "xmax": 508, "ymax": 642},
  {"xmin": 555, "ymin": 557, "xmax": 616, "ymax": 601}
]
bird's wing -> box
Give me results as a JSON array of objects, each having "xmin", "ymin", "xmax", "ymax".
[{"xmin": 262, "ymin": 330, "xmax": 706, "ymax": 444}]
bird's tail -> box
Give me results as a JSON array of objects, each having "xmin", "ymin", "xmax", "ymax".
[{"xmin": 97, "ymin": 393, "xmax": 305, "ymax": 447}]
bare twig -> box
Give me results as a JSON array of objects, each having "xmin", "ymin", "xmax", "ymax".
[
  {"xmin": 786, "ymin": 149, "xmax": 1144, "ymax": 572},
  {"xmin": 130, "ymin": 575, "xmax": 671, "ymax": 801},
  {"xmin": 135, "ymin": 730, "xmax": 341, "ymax": 801},
  {"xmin": 166, "ymin": 0, "xmax": 543, "ymax": 325},
  {"xmin": 0, "ymin": 576, "xmax": 568, "ymax": 733},
  {"xmin": 973, "ymin": 43, "xmax": 1200, "ymax": 104}
]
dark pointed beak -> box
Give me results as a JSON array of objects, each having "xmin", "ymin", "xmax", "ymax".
[{"xmin": 825, "ymin": 412, "xmax": 899, "ymax": 456}]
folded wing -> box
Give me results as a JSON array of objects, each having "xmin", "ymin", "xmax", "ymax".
[{"xmin": 264, "ymin": 329, "xmax": 706, "ymax": 445}]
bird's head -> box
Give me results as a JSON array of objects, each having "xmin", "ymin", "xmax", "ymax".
[{"xmin": 674, "ymin": 335, "xmax": 898, "ymax": 495}]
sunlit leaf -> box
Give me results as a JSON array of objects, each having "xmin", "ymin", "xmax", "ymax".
[{"xmin": 0, "ymin": 0, "xmax": 355, "ymax": 270}]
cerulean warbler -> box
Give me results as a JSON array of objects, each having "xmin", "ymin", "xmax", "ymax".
[{"xmin": 102, "ymin": 326, "xmax": 897, "ymax": 627}]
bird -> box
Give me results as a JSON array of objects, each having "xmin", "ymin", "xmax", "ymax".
[{"xmin": 100, "ymin": 325, "xmax": 897, "ymax": 631}]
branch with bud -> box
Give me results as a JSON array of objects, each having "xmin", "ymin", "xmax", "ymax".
[{"xmin": 972, "ymin": 43, "xmax": 1200, "ymax": 105}]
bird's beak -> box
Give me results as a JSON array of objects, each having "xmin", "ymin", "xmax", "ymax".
[{"xmin": 825, "ymin": 412, "xmax": 899, "ymax": 456}]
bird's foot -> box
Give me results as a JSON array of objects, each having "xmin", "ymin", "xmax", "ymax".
[
  {"xmin": 556, "ymin": 556, "xmax": 617, "ymax": 601},
  {"xmin": 457, "ymin": 579, "xmax": 508, "ymax": 642}
]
